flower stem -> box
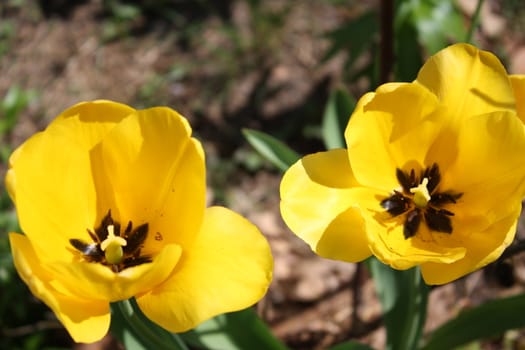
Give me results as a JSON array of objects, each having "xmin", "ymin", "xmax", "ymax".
[
  {"xmin": 113, "ymin": 299, "xmax": 189, "ymax": 350},
  {"xmin": 368, "ymin": 258, "xmax": 429, "ymax": 350},
  {"xmin": 465, "ymin": 0, "xmax": 484, "ymax": 44}
]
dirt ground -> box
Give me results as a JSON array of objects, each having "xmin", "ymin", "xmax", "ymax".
[{"xmin": 3, "ymin": 1, "xmax": 525, "ymax": 349}]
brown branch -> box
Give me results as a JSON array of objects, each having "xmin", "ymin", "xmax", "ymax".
[
  {"xmin": 379, "ymin": 0, "xmax": 394, "ymax": 84},
  {"xmin": 499, "ymin": 239, "xmax": 525, "ymax": 261},
  {"xmin": 2, "ymin": 320, "xmax": 63, "ymax": 337}
]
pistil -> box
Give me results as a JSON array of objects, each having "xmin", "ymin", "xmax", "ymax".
[
  {"xmin": 70, "ymin": 210, "xmax": 153, "ymax": 271},
  {"xmin": 410, "ymin": 178, "xmax": 431, "ymax": 208},
  {"xmin": 100, "ymin": 224, "xmax": 127, "ymax": 264}
]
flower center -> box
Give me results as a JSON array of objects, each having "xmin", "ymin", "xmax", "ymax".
[
  {"xmin": 380, "ymin": 163, "xmax": 463, "ymax": 239},
  {"xmin": 100, "ymin": 224, "xmax": 127, "ymax": 264},
  {"xmin": 69, "ymin": 210, "xmax": 152, "ymax": 272},
  {"xmin": 410, "ymin": 178, "xmax": 431, "ymax": 208}
]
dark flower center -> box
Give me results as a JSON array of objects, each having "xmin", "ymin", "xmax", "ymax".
[
  {"xmin": 380, "ymin": 163, "xmax": 463, "ymax": 239},
  {"xmin": 69, "ymin": 210, "xmax": 152, "ymax": 272}
]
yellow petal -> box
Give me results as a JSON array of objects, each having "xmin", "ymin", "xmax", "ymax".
[
  {"xmin": 7, "ymin": 122, "xmax": 97, "ymax": 261},
  {"xmin": 369, "ymin": 223, "xmax": 467, "ymax": 270},
  {"xmin": 47, "ymin": 243, "xmax": 182, "ymax": 302},
  {"xmin": 442, "ymin": 111, "xmax": 525, "ymax": 218},
  {"xmin": 51, "ymin": 100, "xmax": 136, "ymax": 149},
  {"xmin": 363, "ymin": 107, "xmax": 525, "ymax": 272},
  {"xmin": 354, "ymin": 189, "xmax": 466, "ymax": 270},
  {"xmin": 416, "ymin": 43, "xmax": 515, "ymax": 121},
  {"xmin": 8, "ymin": 102, "xmax": 193, "ymax": 303},
  {"xmin": 5, "ymin": 135, "xmax": 26, "ymax": 202},
  {"xmin": 90, "ymin": 107, "xmax": 206, "ymax": 254},
  {"xmin": 9, "ymin": 233, "xmax": 110, "ymax": 343},
  {"xmin": 345, "ymin": 83, "xmax": 442, "ymax": 191},
  {"xmin": 510, "ymin": 75, "xmax": 525, "ymax": 124},
  {"xmin": 280, "ymin": 149, "xmax": 368, "ymax": 255},
  {"xmin": 135, "ymin": 206, "xmax": 272, "ymax": 333},
  {"xmin": 296, "ymin": 148, "xmax": 359, "ymax": 188},
  {"xmin": 6, "ymin": 101, "xmax": 136, "ymax": 262},
  {"xmin": 316, "ymin": 206, "xmax": 371, "ymax": 262},
  {"xmin": 421, "ymin": 203, "xmax": 521, "ymax": 285}
]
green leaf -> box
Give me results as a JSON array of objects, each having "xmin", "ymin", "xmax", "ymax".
[
  {"xmin": 414, "ymin": 0, "xmax": 466, "ymax": 54},
  {"xmin": 243, "ymin": 128, "xmax": 300, "ymax": 171},
  {"xmin": 323, "ymin": 11, "xmax": 378, "ymax": 66},
  {"xmin": 394, "ymin": 3, "xmax": 423, "ymax": 82},
  {"xmin": 322, "ymin": 87, "xmax": 355, "ymax": 150},
  {"xmin": 367, "ymin": 258, "xmax": 428, "ymax": 350},
  {"xmin": 422, "ymin": 292, "xmax": 525, "ymax": 350},
  {"xmin": 180, "ymin": 308, "xmax": 289, "ymax": 350},
  {"xmin": 394, "ymin": 0, "xmax": 466, "ymax": 80},
  {"xmin": 329, "ymin": 340, "xmax": 376, "ymax": 350},
  {"xmin": 0, "ymin": 85, "xmax": 36, "ymax": 134},
  {"xmin": 396, "ymin": 0, "xmax": 466, "ymax": 57},
  {"xmin": 115, "ymin": 324, "xmax": 148, "ymax": 350}
]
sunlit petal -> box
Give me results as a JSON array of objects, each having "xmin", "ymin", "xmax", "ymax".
[
  {"xmin": 6, "ymin": 101, "xmax": 135, "ymax": 262},
  {"xmin": 416, "ymin": 43, "xmax": 515, "ymax": 120},
  {"xmin": 315, "ymin": 206, "xmax": 371, "ymax": 262},
  {"xmin": 52, "ymin": 100, "xmax": 136, "ymax": 149},
  {"xmin": 9, "ymin": 233, "xmax": 110, "ymax": 343},
  {"xmin": 281, "ymin": 44, "xmax": 525, "ymax": 284},
  {"xmin": 7, "ymin": 121, "xmax": 97, "ymax": 261},
  {"xmin": 510, "ymin": 75, "xmax": 525, "ymax": 124},
  {"xmin": 421, "ymin": 203, "xmax": 521, "ymax": 284},
  {"xmin": 7, "ymin": 99, "xmax": 272, "ymax": 342},
  {"xmin": 90, "ymin": 107, "xmax": 206, "ymax": 253},
  {"xmin": 136, "ymin": 207, "xmax": 273, "ymax": 332},
  {"xmin": 443, "ymin": 111, "xmax": 525, "ymax": 216},
  {"xmin": 355, "ymin": 188, "xmax": 466, "ymax": 270},
  {"xmin": 346, "ymin": 83, "xmax": 442, "ymax": 191},
  {"xmin": 280, "ymin": 150, "xmax": 364, "ymax": 251},
  {"xmin": 49, "ymin": 243, "xmax": 182, "ymax": 301}
]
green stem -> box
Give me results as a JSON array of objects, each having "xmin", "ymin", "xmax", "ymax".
[
  {"xmin": 114, "ymin": 299, "xmax": 189, "ymax": 350},
  {"xmin": 368, "ymin": 258, "xmax": 429, "ymax": 350},
  {"xmin": 465, "ymin": 0, "xmax": 484, "ymax": 44}
]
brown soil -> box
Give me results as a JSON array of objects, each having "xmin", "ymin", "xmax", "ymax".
[{"xmin": 2, "ymin": 1, "xmax": 525, "ymax": 349}]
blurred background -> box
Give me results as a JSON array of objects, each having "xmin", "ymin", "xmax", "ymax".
[{"xmin": 2, "ymin": 0, "xmax": 525, "ymax": 349}]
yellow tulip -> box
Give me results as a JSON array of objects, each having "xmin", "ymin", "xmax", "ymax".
[
  {"xmin": 510, "ymin": 75, "xmax": 525, "ymax": 124},
  {"xmin": 280, "ymin": 43, "xmax": 525, "ymax": 285},
  {"xmin": 7, "ymin": 100, "xmax": 273, "ymax": 343}
]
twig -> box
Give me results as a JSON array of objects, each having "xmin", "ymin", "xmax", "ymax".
[
  {"xmin": 379, "ymin": 0, "xmax": 394, "ymax": 84},
  {"xmin": 351, "ymin": 262, "xmax": 363, "ymax": 332},
  {"xmin": 2, "ymin": 320, "xmax": 63, "ymax": 337},
  {"xmin": 499, "ymin": 239, "xmax": 525, "ymax": 261}
]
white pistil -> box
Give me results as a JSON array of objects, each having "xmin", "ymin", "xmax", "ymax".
[
  {"xmin": 100, "ymin": 224, "xmax": 127, "ymax": 264},
  {"xmin": 410, "ymin": 178, "xmax": 431, "ymax": 208}
]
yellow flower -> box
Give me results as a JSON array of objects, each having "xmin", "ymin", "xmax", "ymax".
[
  {"xmin": 280, "ymin": 44, "xmax": 525, "ymax": 285},
  {"xmin": 7, "ymin": 100, "xmax": 273, "ymax": 343},
  {"xmin": 509, "ymin": 74, "xmax": 525, "ymax": 124}
]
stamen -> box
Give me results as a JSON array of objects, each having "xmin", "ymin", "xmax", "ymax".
[
  {"xmin": 100, "ymin": 224, "xmax": 127, "ymax": 264},
  {"xmin": 410, "ymin": 178, "xmax": 431, "ymax": 208},
  {"xmin": 70, "ymin": 211, "xmax": 152, "ymax": 271},
  {"xmin": 382, "ymin": 164, "xmax": 462, "ymax": 239}
]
